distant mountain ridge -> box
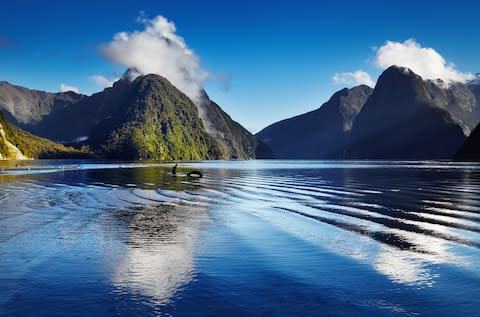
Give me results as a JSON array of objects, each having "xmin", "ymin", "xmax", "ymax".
[
  {"xmin": 0, "ymin": 81, "xmax": 85, "ymax": 128},
  {"xmin": 257, "ymin": 85, "xmax": 373, "ymax": 159}
]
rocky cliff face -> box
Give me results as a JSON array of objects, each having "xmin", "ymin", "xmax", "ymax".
[
  {"xmin": 347, "ymin": 66, "xmax": 466, "ymax": 159},
  {"xmin": 423, "ymin": 80, "xmax": 480, "ymax": 135},
  {"xmin": 198, "ymin": 91, "xmax": 271, "ymax": 159},
  {"xmin": 256, "ymin": 85, "xmax": 372, "ymax": 159}
]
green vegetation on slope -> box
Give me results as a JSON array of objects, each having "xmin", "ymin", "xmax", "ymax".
[
  {"xmin": 92, "ymin": 75, "xmax": 216, "ymax": 160},
  {"xmin": 0, "ymin": 112, "xmax": 92, "ymax": 159}
]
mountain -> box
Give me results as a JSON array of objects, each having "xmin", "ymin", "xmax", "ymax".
[
  {"xmin": 257, "ymin": 66, "xmax": 479, "ymax": 160},
  {"xmin": 20, "ymin": 72, "xmax": 268, "ymax": 160},
  {"xmin": 347, "ymin": 66, "xmax": 466, "ymax": 159},
  {"xmin": 0, "ymin": 81, "xmax": 85, "ymax": 128},
  {"xmin": 93, "ymin": 75, "xmax": 220, "ymax": 160},
  {"xmin": 198, "ymin": 91, "xmax": 271, "ymax": 159},
  {"xmin": 30, "ymin": 77, "xmax": 136, "ymax": 143},
  {"xmin": 455, "ymin": 123, "xmax": 480, "ymax": 160},
  {"xmin": 256, "ymin": 85, "xmax": 373, "ymax": 159},
  {"xmin": 36, "ymin": 74, "xmax": 217, "ymax": 160},
  {"xmin": 423, "ymin": 79, "xmax": 480, "ymax": 135},
  {"xmin": 0, "ymin": 111, "xmax": 90, "ymax": 159}
]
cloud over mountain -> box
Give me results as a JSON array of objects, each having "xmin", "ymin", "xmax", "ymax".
[
  {"xmin": 373, "ymin": 39, "xmax": 474, "ymax": 83},
  {"xmin": 332, "ymin": 70, "xmax": 374, "ymax": 87},
  {"xmin": 332, "ymin": 39, "xmax": 475, "ymax": 88},
  {"xmin": 89, "ymin": 75, "xmax": 116, "ymax": 89},
  {"xmin": 60, "ymin": 83, "xmax": 80, "ymax": 93},
  {"xmin": 101, "ymin": 15, "xmax": 208, "ymax": 103}
]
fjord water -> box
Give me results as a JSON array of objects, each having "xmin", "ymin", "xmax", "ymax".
[{"xmin": 1, "ymin": 161, "xmax": 479, "ymax": 316}]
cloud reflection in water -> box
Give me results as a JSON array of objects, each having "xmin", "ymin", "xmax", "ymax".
[{"xmin": 112, "ymin": 203, "xmax": 210, "ymax": 305}]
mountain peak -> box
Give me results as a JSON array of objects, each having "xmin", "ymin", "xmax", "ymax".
[
  {"xmin": 256, "ymin": 85, "xmax": 372, "ymax": 159},
  {"xmin": 382, "ymin": 65, "xmax": 422, "ymax": 80},
  {"xmin": 349, "ymin": 84, "xmax": 374, "ymax": 94},
  {"xmin": 348, "ymin": 66, "xmax": 466, "ymax": 159}
]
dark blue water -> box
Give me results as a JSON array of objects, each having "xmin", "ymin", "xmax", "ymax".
[{"xmin": 0, "ymin": 160, "xmax": 479, "ymax": 316}]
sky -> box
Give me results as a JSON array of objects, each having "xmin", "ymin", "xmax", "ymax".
[{"xmin": 0, "ymin": 0, "xmax": 479, "ymax": 133}]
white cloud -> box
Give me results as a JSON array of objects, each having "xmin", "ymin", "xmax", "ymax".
[
  {"xmin": 101, "ymin": 15, "xmax": 209, "ymax": 103},
  {"xmin": 332, "ymin": 70, "xmax": 374, "ymax": 87},
  {"xmin": 60, "ymin": 83, "xmax": 80, "ymax": 94},
  {"xmin": 373, "ymin": 39, "xmax": 474, "ymax": 83},
  {"xmin": 89, "ymin": 75, "xmax": 116, "ymax": 88}
]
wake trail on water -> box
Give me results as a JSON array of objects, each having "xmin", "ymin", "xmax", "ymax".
[{"xmin": 1, "ymin": 162, "xmax": 480, "ymax": 288}]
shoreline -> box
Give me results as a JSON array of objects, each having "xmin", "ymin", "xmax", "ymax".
[{"xmin": 0, "ymin": 165, "xmax": 81, "ymax": 173}]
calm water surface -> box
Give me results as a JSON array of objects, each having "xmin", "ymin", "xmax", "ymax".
[{"xmin": 0, "ymin": 160, "xmax": 479, "ymax": 316}]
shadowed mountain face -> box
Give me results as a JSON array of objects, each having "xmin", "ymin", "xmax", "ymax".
[
  {"xmin": 423, "ymin": 80, "xmax": 480, "ymax": 135},
  {"xmin": 30, "ymin": 79, "xmax": 134, "ymax": 143},
  {"xmin": 0, "ymin": 81, "xmax": 85, "ymax": 127},
  {"xmin": 348, "ymin": 66, "xmax": 466, "ymax": 159},
  {"xmin": 198, "ymin": 91, "xmax": 271, "ymax": 159},
  {"xmin": 256, "ymin": 85, "xmax": 373, "ymax": 159},
  {"xmin": 257, "ymin": 67, "xmax": 479, "ymax": 160},
  {"xmin": 455, "ymin": 123, "xmax": 480, "ymax": 160}
]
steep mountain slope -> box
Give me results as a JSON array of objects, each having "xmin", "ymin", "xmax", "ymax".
[
  {"xmin": 347, "ymin": 66, "xmax": 466, "ymax": 159},
  {"xmin": 256, "ymin": 85, "xmax": 372, "ymax": 159},
  {"xmin": 0, "ymin": 112, "xmax": 90, "ymax": 159},
  {"xmin": 423, "ymin": 79, "xmax": 480, "ymax": 135},
  {"xmin": 198, "ymin": 91, "xmax": 271, "ymax": 159},
  {"xmin": 32, "ymin": 75, "xmax": 216, "ymax": 160},
  {"xmin": 90, "ymin": 75, "xmax": 215, "ymax": 160},
  {"xmin": 455, "ymin": 123, "xmax": 480, "ymax": 160},
  {"xmin": 28, "ymin": 72, "xmax": 269, "ymax": 160},
  {"xmin": 0, "ymin": 81, "xmax": 85, "ymax": 127},
  {"xmin": 30, "ymin": 79, "xmax": 134, "ymax": 142}
]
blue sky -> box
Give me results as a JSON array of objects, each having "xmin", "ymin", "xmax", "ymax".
[{"xmin": 0, "ymin": 0, "xmax": 479, "ymax": 132}]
